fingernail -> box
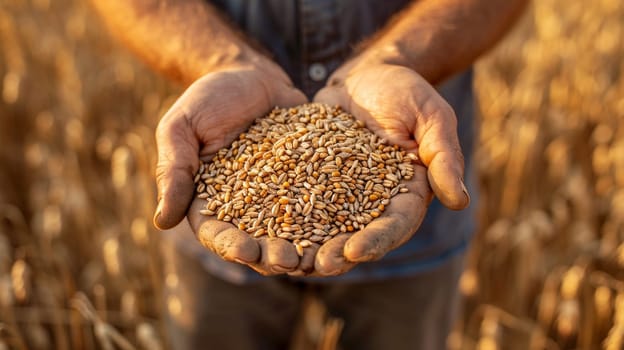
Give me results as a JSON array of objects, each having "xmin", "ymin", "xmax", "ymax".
[
  {"xmin": 234, "ymin": 258, "xmax": 251, "ymax": 265},
  {"xmin": 460, "ymin": 180, "xmax": 470, "ymax": 202},
  {"xmin": 271, "ymin": 265, "xmax": 294, "ymax": 273},
  {"xmin": 351, "ymin": 254, "xmax": 374, "ymax": 262},
  {"xmin": 320, "ymin": 269, "xmax": 341, "ymax": 276},
  {"xmin": 153, "ymin": 202, "xmax": 163, "ymax": 229}
]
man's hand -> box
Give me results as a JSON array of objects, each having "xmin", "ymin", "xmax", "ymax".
[
  {"xmin": 154, "ymin": 64, "xmax": 312, "ymax": 275},
  {"xmin": 96, "ymin": 0, "xmax": 524, "ymax": 278},
  {"xmin": 312, "ymin": 63, "xmax": 470, "ymax": 275},
  {"xmin": 187, "ymin": 199, "xmax": 322, "ymax": 276}
]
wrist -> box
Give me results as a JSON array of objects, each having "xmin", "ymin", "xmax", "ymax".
[
  {"xmin": 206, "ymin": 55, "xmax": 300, "ymax": 110},
  {"xmin": 355, "ymin": 42, "xmax": 408, "ymax": 68},
  {"xmin": 327, "ymin": 45, "xmax": 409, "ymax": 88},
  {"xmin": 214, "ymin": 48, "xmax": 291, "ymax": 82},
  {"xmin": 330, "ymin": 39, "xmax": 445, "ymax": 86}
]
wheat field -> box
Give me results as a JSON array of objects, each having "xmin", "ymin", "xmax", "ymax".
[{"xmin": 0, "ymin": 0, "xmax": 623, "ymax": 349}]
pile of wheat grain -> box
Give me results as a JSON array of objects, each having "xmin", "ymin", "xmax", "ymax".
[{"xmin": 195, "ymin": 103, "xmax": 413, "ymax": 255}]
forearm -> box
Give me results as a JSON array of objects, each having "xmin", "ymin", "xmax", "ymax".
[
  {"xmin": 91, "ymin": 0, "xmax": 274, "ymax": 85},
  {"xmin": 348, "ymin": 0, "xmax": 528, "ymax": 84}
]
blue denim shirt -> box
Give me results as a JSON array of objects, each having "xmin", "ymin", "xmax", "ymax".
[{"xmin": 167, "ymin": 0, "xmax": 477, "ymax": 283}]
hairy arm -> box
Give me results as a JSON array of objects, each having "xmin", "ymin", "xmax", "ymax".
[
  {"xmin": 312, "ymin": 0, "xmax": 527, "ymax": 274},
  {"xmin": 90, "ymin": 0, "xmax": 275, "ymax": 85},
  {"xmin": 92, "ymin": 0, "xmax": 311, "ymax": 276},
  {"xmin": 341, "ymin": 0, "xmax": 528, "ymax": 84}
]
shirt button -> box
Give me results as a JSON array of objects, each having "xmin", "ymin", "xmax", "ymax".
[{"xmin": 308, "ymin": 63, "xmax": 328, "ymax": 82}]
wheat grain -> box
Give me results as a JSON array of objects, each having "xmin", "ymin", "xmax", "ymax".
[{"xmin": 195, "ymin": 103, "xmax": 413, "ymax": 252}]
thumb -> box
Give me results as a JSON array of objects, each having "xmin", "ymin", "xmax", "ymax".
[
  {"xmin": 153, "ymin": 109, "xmax": 199, "ymax": 230},
  {"xmin": 313, "ymin": 85, "xmax": 350, "ymax": 108},
  {"xmin": 272, "ymin": 85, "xmax": 309, "ymax": 108},
  {"xmin": 416, "ymin": 106, "xmax": 469, "ymax": 210}
]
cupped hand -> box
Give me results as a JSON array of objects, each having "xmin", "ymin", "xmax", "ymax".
[
  {"xmin": 186, "ymin": 199, "xmax": 321, "ymax": 276},
  {"xmin": 312, "ymin": 63, "xmax": 470, "ymax": 275},
  {"xmin": 154, "ymin": 63, "xmax": 313, "ymax": 275}
]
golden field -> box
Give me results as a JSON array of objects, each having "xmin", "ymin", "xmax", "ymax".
[{"xmin": 0, "ymin": 0, "xmax": 623, "ymax": 349}]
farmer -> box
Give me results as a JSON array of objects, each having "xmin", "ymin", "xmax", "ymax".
[{"xmin": 93, "ymin": 0, "xmax": 526, "ymax": 348}]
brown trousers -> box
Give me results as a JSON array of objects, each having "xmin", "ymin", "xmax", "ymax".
[{"xmin": 161, "ymin": 240, "xmax": 464, "ymax": 350}]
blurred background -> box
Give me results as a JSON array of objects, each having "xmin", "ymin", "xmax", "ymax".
[{"xmin": 0, "ymin": 0, "xmax": 623, "ymax": 349}]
